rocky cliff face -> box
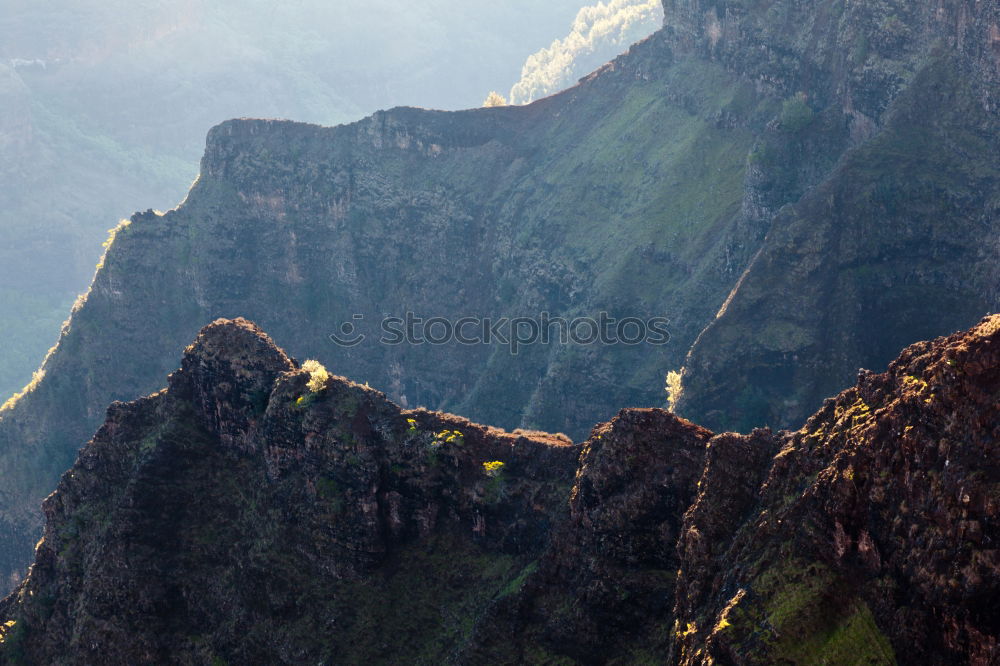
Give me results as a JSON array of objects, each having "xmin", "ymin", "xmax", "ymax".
[
  {"xmin": 671, "ymin": 314, "xmax": 1000, "ymax": 664},
  {"xmin": 674, "ymin": 0, "xmax": 1000, "ymax": 431},
  {"xmin": 0, "ymin": 0, "xmax": 599, "ymax": 404},
  {"xmin": 0, "ymin": 319, "xmax": 579, "ymax": 663},
  {"xmin": 2, "ymin": 316, "xmax": 996, "ymax": 664},
  {"xmin": 0, "ymin": 0, "xmax": 997, "ymax": 594}
]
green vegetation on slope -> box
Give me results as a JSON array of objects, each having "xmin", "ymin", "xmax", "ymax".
[
  {"xmin": 708, "ymin": 559, "xmax": 896, "ymax": 664},
  {"xmin": 680, "ymin": 53, "xmax": 1000, "ymax": 432}
]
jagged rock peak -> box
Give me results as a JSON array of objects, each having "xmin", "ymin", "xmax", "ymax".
[
  {"xmin": 0, "ymin": 318, "xmax": 583, "ymax": 664},
  {"xmin": 887, "ymin": 312, "xmax": 1000, "ymax": 401},
  {"xmin": 173, "ymin": 318, "xmax": 294, "ymax": 388},
  {"xmin": 168, "ymin": 318, "xmax": 296, "ymax": 443}
]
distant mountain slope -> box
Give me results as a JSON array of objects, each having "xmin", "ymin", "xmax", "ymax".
[
  {"xmin": 0, "ymin": 0, "xmax": 996, "ymax": 594},
  {"xmin": 0, "ymin": 0, "xmax": 598, "ymax": 401},
  {"xmin": 1, "ymin": 316, "xmax": 995, "ymax": 663},
  {"xmin": 673, "ymin": 0, "xmax": 1000, "ymax": 432}
]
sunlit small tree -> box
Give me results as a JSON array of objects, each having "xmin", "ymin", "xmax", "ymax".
[
  {"xmin": 302, "ymin": 359, "xmax": 330, "ymax": 393},
  {"xmin": 665, "ymin": 369, "xmax": 683, "ymax": 412},
  {"xmin": 483, "ymin": 91, "xmax": 507, "ymax": 107}
]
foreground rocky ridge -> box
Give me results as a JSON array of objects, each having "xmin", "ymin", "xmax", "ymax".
[
  {"xmin": 671, "ymin": 314, "xmax": 1000, "ymax": 664},
  {"xmin": 1, "ymin": 0, "xmax": 997, "ymax": 593},
  {"xmin": 669, "ymin": 0, "xmax": 1000, "ymax": 431},
  {"xmin": 2, "ymin": 315, "xmax": 997, "ymax": 664},
  {"xmin": 0, "ymin": 319, "xmax": 580, "ymax": 663}
]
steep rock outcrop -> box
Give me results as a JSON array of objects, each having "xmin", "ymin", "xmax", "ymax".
[
  {"xmin": 673, "ymin": 315, "xmax": 1000, "ymax": 664},
  {"xmin": 469, "ymin": 409, "xmax": 713, "ymax": 663},
  {"xmin": 0, "ymin": 319, "xmax": 578, "ymax": 663},
  {"xmin": 469, "ymin": 316, "xmax": 999, "ymax": 665}
]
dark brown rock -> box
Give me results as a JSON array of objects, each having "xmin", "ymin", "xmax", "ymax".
[{"xmin": 673, "ymin": 315, "xmax": 1000, "ymax": 665}]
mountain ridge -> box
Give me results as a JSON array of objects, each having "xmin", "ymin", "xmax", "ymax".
[
  {"xmin": 1, "ymin": 314, "xmax": 996, "ymax": 663},
  {"xmin": 0, "ymin": 0, "xmax": 606, "ymax": 401}
]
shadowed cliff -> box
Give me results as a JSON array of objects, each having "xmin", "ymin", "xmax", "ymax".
[{"xmin": 1, "ymin": 316, "xmax": 996, "ymax": 663}]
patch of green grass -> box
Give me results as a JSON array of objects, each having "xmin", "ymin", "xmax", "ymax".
[
  {"xmin": 523, "ymin": 57, "xmax": 757, "ymax": 303},
  {"xmin": 316, "ymin": 476, "xmax": 340, "ymax": 499},
  {"xmin": 497, "ymin": 560, "xmax": 538, "ymax": 599},
  {"xmin": 737, "ymin": 558, "xmax": 897, "ymax": 664},
  {"xmin": 332, "ymin": 532, "xmax": 522, "ymax": 663},
  {"xmin": 761, "ymin": 320, "xmax": 815, "ymax": 353},
  {"xmin": 524, "ymin": 644, "xmax": 579, "ymax": 665},
  {"xmin": 316, "ymin": 476, "xmax": 345, "ymax": 515},
  {"xmin": 780, "ymin": 93, "xmax": 815, "ymax": 132}
]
